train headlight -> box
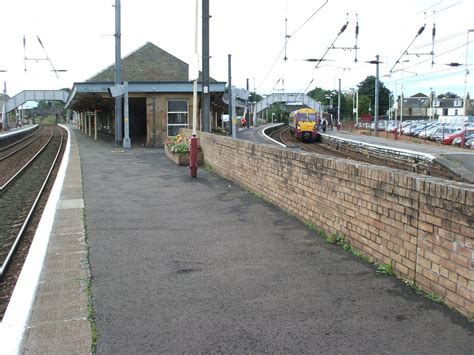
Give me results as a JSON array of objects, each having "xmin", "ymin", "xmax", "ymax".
[{"xmin": 296, "ymin": 124, "xmax": 301, "ymax": 130}]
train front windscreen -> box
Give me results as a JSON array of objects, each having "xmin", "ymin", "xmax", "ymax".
[{"xmin": 297, "ymin": 113, "xmax": 316, "ymax": 122}]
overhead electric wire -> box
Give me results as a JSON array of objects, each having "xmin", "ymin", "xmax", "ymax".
[
  {"xmin": 417, "ymin": 0, "xmax": 442, "ymax": 15},
  {"xmin": 412, "ymin": 30, "xmax": 468, "ymax": 51},
  {"xmin": 424, "ymin": 0, "xmax": 462, "ymax": 18},
  {"xmin": 256, "ymin": 0, "xmax": 329, "ymax": 90},
  {"xmin": 37, "ymin": 36, "xmax": 59, "ymax": 79},
  {"xmin": 23, "ymin": 35, "xmax": 61, "ymax": 79},
  {"xmin": 389, "ymin": 24, "xmax": 426, "ymax": 73},
  {"xmin": 403, "ymin": 41, "xmax": 470, "ymax": 71},
  {"xmin": 302, "ymin": 18, "xmax": 349, "ymax": 93},
  {"xmin": 288, "ymin": 0, "xmax": 329, "ymax": 39},
  {"xmin": 384, "ymin": 66, "xmax": 469, "ymax": 85}
]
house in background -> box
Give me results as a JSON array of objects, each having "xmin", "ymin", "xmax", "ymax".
[
  {"xmin": 399, "ymin": 92, "xmax": 474, "ymax": 121},
  {"xmin": 400, "ymin": 93, "xmax": 431, "ymax": 119},
  {"xmin": 65, "ymin": 42, "xmax": 227, "ymax": 146},
  {"xmin": 433, "ymin": 93, "xmax": 473, "ymax": 118}
]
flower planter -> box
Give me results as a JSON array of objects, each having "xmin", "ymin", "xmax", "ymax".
[{"xmin": 164, "ymin": 145, "xmax": 203, "ymax": 166}]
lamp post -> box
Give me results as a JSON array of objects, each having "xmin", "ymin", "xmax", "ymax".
[
  {"xmin": 429, "ymin": 87, "xmax": 433, "ymax": 121},
  {"xmin": 464, "ymin": 29, "xmax": 474, "ymax": 116},
  {"xmin": 351, "ymin": 88, "xmax": 358, "ymax": 129},
  {"xmin": 1, "ymin": 73, "xmax": 8, "ymax": 131},
  {"xmin": 399, "ymin": 59, "xmax": 410, "ymax": 137},
  {"xmin": 325, "ymin": 94, "xmax": 333, "ymax": 127},
  {"xmin": 114, "ymin": 0, "xmax": 123, "ymax": 147},
  {"xmin": 337, "ymin": 79, "xmax": 342, "ymax": 130}
]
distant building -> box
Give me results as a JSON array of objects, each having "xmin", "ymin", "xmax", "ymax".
[
  {"xmin": 401, "ymin": 93, "xmax": 431, "ymax": 118},
  {"xmin": 0, "ymin": 93, "xmax": 10, "ymax": 129},
  {"xmin": 65, "ymin": 42, "xmax": 227, "ymax": 145},
  {"xmin": 433, "ymin": 93, "xmax": 473, "ymax": 118},
  {"xmin": 398, "ymin": 92, "xmax": 474, "ymax": 120}
]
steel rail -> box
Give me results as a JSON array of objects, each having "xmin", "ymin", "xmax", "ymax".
[
  {"xmin": 0, "ymin": 129, "xmax": 54, "ymax": 191},
  {"xmin": 0, "ymin": 127, "xmax": 64, "ymax": 278},
  {"xmin": 0, "ymin": 126, "xmax": 45, "ymax": 161},
  {"xmin": 0, "ymin": 125, "xmax": 42, "ymax": 153}
]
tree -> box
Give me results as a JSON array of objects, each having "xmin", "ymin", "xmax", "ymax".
[
  {"xmin": 249, "ymin": 91, "xmax": 262, "ymax": 102},
  {"xmin": 265, "ymin": 103, "xmax": 288, "ymax": 123},
  {"xmin": 307, "ymin": 86, "xmax": 352, "ymax": 119},
  {"xmin": 437, "ymin": 92, "xmax": 457, "ymax": 99},
  {"xmin": 307, "ymin": 87, "xmax": 329, "ymax": 103},
  {"xmin": 357, "ymin": 76, "xmax": 391, "ymax": 116},
  {"xmin": 357, "ymin": 95, "xmax": 371, "ymax": 116}
]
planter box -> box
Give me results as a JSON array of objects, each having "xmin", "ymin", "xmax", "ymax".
[{"xmin": 164, "ymin": 146, "xmax": 203, "ymax": 166}]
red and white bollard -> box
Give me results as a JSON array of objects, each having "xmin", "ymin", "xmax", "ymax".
[{"xmin": 189, "ymin": 135, "xmax": 198, "ymax": 178}]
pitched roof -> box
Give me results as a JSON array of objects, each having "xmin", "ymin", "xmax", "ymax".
[
  {"xmin": 86, "ymin": 42, "xmax": 214, "ymax": 82},
  {"xmin": 411, "ymin": 93, "xmax": 428, "ymax": 98},
  {"xmin": 403, "ymin": 96, "xmax": 430, "ymax": 108}
]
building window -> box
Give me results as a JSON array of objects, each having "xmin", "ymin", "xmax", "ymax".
[
  {"xmin": 455, "ymin": 109, "xmax": 458, "ymax": 116},
  {"xmin": 167, "ymin": 100, "xmax": 188, "ymax": 136},
  {"xmin": 454, "ymin": 99, "xmax": 463, "ymax": 107}
]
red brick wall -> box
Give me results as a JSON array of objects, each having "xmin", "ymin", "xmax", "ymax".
[{"xmin": 188, "ymin": 130, "xmax": 474, "ymax": 318}]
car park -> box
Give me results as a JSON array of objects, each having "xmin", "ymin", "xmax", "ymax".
[
  {"xmin": 452, "ymin": 131, "xmax": 474, "ymax": 146},
  {"xmin": 418, "ymin": 123, "xmax": 441, "ymax": 139},
  {"xmin": 430, "ymin": 126, "xmax": 461, "ymax": 142},
  {"xmin": 442, "ymin": 127, "xmax": 474, "ymax": 145},
  {"xmin": 465, "ymin": 137, "xmax": 474, "ymax": 148}
]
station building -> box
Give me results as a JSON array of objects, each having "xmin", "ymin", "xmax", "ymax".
[{"xmin": 65, "ymin": 42, "xmax": 227, "ymax": 145}]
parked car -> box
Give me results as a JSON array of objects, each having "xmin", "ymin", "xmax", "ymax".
[
  {"xmin": 385, "ymin": 121, "xmax": 397, "ymax": 132},
  {"xmin": 465, "ymin": 137, "xmax": 474, "ymax": 148},
  {"xmin": 430, "ymin": 127, "xmax": 461, "ymax": 142},
  {"xmin": 442, "ymin": 128, "xmax": 474, "ymax": 145},
  {"xmin": 418, "ymin": 123, "xmax": 441, "ymax": 139},
  {"xmin": 451, "ymin": 131, "xmax": 474, "ymax": 146}
]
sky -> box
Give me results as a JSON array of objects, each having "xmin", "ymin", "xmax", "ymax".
[{"xmin": 1, "ymin": 0, "xmax": 473, "ymax": 100}]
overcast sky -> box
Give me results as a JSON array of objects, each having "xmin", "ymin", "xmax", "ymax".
[{"xmin": 1, "ymin": 0, "xmax": 473, "ymax": 99}]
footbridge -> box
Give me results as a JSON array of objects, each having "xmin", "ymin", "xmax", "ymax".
[
  {"xmin": 255, "ymin": 93, "xmax": 322, "ymax": 113},
  {"xmin": 4, "ymin": 90, "xmax": 69, "ymax": 113}
]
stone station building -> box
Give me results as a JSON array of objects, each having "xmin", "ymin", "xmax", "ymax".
[{"xmin": 65, "ymin": 42, "xmax": 226, "ymax": 146}]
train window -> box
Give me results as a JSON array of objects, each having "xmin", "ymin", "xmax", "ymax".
[
  {"xmin": 298, "ymin": 113, "xmax": 316, "ymax": 122},
  {"xmin": 167, "ymin": 100, "xmax": 189, "ymax": 136}
]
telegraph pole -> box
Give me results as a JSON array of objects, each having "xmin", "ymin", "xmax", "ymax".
[
  {"xmin": 374, "ymin": 54, "xmax": 380, "ymax": 135},
  {"xmin": 202, "ymin": 0, "xmax": 210, "ymax": 132},
  {"xmin": 246, "ymin": 78, "xmax": 250, "ymax": 128},
  {"xmin": 114, "ymin": 0, "xmax": 123, "ymax": 146},
  {"xmin": 228, "ymin": 54, "xmax": 234, "ymax": 137},
  {"xmin": 337, "ymin": 79, "xmax": 341, "ymax": 130}
]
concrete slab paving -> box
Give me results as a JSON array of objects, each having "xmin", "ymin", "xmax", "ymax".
[
  {"xmin": 19, "ymin": 127, "xmax": 92, "ymax": 354},
  {"xmin": 8, "ymin": 125, "xmax": 472, "ymax": 353},
  {"xmin": 73, "ymin": 129, "xmax": 473, "ymax": 354}
]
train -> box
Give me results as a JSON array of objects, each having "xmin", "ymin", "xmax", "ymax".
[{"xmin": 289, "ymin": 108, "xmax": 320, "ymax": 142}]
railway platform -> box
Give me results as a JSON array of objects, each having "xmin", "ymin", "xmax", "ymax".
[
  {"xmin": 1, "ymin": 125, "xmax": 473, "ymax": 353},
  {"xmin": 0, "ymin": 125, "xmax": 37, "ymax": 139},
  {"xmin": 323, "ymin": 129, "xmax": 474, "ymax": 183},
  {"xmin": 238, "ymin": 125, "xmax": 474, "ymax": 183}
]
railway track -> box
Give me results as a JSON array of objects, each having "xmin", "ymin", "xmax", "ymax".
[
  {"xmin": 272, "ymin": 125, "xmax": 464, "ymax": 181},
  {"xmin": 0, "ymin": 125, "xmax": 44, "ymax": 161},
  {"xmin": 0, "ymin": 125, "xmax": 65, "ymax": 279},
  {"xmin": 268, "ymin": 124, "xmax": 298, "ymax": 148}
]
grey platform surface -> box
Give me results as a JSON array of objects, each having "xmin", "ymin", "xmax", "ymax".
[
  {"xmin": 20, "ymin": 126, "xmax": 91, "ymax": 354},
  {"xmin": 325, "ymin": 130, "xmax": 474, "ymax": 179},
  {"xmin": 71, "ymin": 128, "xmax": 473, "ymax": 353}
]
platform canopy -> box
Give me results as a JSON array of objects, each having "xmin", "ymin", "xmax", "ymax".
[{"xmin": 65, "ymin": 42, "xmax": 226, "ymax": 111}]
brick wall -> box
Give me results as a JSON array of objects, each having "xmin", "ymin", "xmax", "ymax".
[{"xmin": 187, "ymin": 130, "xmax": 474, "ymax": 318}]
